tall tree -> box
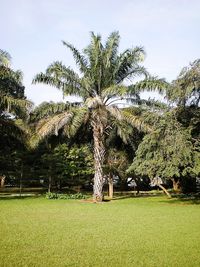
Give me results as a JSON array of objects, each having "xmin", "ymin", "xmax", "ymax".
[
  {"xmin": 166, "ymin": 59, "xmax": 200, "ymax": 191},
  {"xmin": 32, "ymin": 32, "xmax": 165, "ymax": 202},
  {"xmin": 0, "ymin": 49, "xmax": 31, "ymax": 185}
]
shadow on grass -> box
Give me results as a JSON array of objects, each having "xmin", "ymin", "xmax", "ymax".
[
  {"xmin": 0, "ymin": 194, "xmax": 42, "ymax": 201},
  {"xmin": 159, "ymin": 195, "xmax": 200, "ymax": 205},
  {"xmin": 110, "ymin": 192, "xmax": 200, "ymax": 205},
  {"xmin": 111, "ymin": 193, "xmax": 163, "ymax": 201},
  {"xmin": 111, "ymin": 195, "xmax": 138, "ymax": 200}
]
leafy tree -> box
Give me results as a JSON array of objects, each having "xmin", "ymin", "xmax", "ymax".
[
  {"xmin": 175, "ymin": 107, "xmax": 200, "ymax": 173},
  {"xmin": 32, "ymin": 32, "xmax": 166, "ymax": 201},
  {"xmin": 0, "ymin": 50, "xmax": 31, "ymax": 186},
  {"xmin": 165, "ymin": 60, "xmax": 200, "ymax": 192},
  {"xmin": 54, "ymin": 144, "xmax": 94, "ymax": 188},
  {"xmin": 37, "ymin": 143, "xmax": 94, "ymax": 192},
  {"xmin": 128, "ymin": 113, "xmax": 198, "ymax": 195},
  {"xmin": 104, "ymin": 148, "xmax": 130, "ymax": 198}
]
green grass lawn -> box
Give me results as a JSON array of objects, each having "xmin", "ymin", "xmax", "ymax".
[{"xmin": 0, "ymin": 196, "xmax": 200, "ymax": 267}]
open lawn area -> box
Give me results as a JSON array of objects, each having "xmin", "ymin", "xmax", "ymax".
[{"xmin": 0, "ymin": 196, "xmax": 200, "ymax": 267}]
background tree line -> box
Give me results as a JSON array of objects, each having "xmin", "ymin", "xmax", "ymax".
[{"xmin": 0, "ymin": 33, "xmax": 200, "ymax": 200}]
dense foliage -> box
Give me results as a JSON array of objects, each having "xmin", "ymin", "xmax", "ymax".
[
  {"xmin": 128, "ymin": 60, "xmax": 200, "ymax": 194},
  {"xmin": 128, "ymin": 113, "xmax": 198, "ymax": 192}
]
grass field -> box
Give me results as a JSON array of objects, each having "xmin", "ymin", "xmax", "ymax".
[{"xmin": 0, "ymin": 196, "xmax": 200, "ymax": 267}]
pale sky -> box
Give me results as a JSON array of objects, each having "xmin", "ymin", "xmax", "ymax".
[{"xmin": 1, "ymin": 0, "xmax": 200, "ymax": 105}]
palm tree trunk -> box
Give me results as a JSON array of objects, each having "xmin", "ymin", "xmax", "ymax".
[{"xmin": 93, "ymin": 121, "xmax": 105, "ymax": 202}]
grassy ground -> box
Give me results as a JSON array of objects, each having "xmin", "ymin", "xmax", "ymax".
[{"xmin": 0, "ymin": 196, "xmax": 200, "ymax": 267}]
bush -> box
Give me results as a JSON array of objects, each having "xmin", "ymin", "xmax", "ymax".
[{"xmin": 46, "ymin": 192, "xmax": 87, "ymax": 200}]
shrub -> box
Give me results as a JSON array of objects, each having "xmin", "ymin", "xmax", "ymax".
[{"xmin": 46, "ymin": 192, "xmax": 87, "ymax": 200}]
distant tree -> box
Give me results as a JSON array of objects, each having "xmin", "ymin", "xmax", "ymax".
[
  {"xmin": 104, "ymin": 148, "xmax": 130, "ymax": 198},
  {"xmin": 39, "ymin": 143, "xmax": 94, "ymax": 192},
  {"xmin": 53, "ymin": 144, "xmax": 94, "ymax": 190}
]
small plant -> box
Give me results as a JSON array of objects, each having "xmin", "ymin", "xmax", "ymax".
[
  {"xmin": 46, "ymin": 192, "xmax": 58, "ymax": 199},
  {"xmin": 46, "ymin": 192, "xmax": 87, "ymax": 200}
]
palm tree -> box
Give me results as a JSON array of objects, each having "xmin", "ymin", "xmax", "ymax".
[
  {"xmin": 0, "ymin": 49, "xmax": 32, "ymax": 187},
  {"xmin": 0, "ymin": 49, "xmax": 32, "ymax": 140},
  {"xmin": 32, "ymin": 32, "xmax": 166, "ymax": 202}
]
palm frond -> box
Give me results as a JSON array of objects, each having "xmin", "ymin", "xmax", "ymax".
[
  {"xmin": 102, "ymin": 85, "xmax": 128, "ymax": 101},
  {"xmin": 84, "ymin": 33, "xmax": 104, "ymax": 95},
  {"xmin": 30, "ymin": 101, "xmax": 73, "ymax": 122},
  {"xmin": 115, "ymin": 121, "xmax": 133, "ymax": 144},
  {"xmin": 136, "ymin": 99, "xmax": 169, "ymax": 111},
  {"xmin": 104, "ymin": 31, "xmax": 120, "ymax": 67},
  {"xmin": 122, "ymin": 109, "xmax": 152, "ymax": 133},
  {"xmin": 130, "ymin": 77, "xmax": 169, "ymax": 94},
  {"xmin": 0, "ymin": 117, "xmax": 27, "ymax": 144},
  {"xmin": 36, "ymin": 112, "xmax": 73, "ymax": 137},
  {"xmin": 33, "ymin": 64, "xmax": 89, "ymax": 98},
  {"xmin": 32, "ymin": 72, "xmax": 63, "ymax": 87},
  {"xmin": 115, "ymin": 47, "xmax": 146, "ymax": 83},
  {"xmin": 46, "ymin": 61, "xmax": 80, "ymax": 82},
  {"xmin": 0, "ymin": 94, "xmax": 32, "ymax": 116},
  {"xmin": 85, "ymin": 96, "xmax": 103, "ymax": 109},
  {"xmin": 30, "ymin": 111, "xmax": 74, "ymax": 148},
  {"xmin": 63, "ymin": 107, "xmax": 88, "ymax": 137},
  {"xmin": 0, "ymin": 66, "xmax": 22, "ymax": 83},
  {"xmin": 62, "ymin": 41, "xmax": 88, "ymax": 73},
  {"xmin": 106, "ymin": 105, "xmax": 123, "ymax": 121}
]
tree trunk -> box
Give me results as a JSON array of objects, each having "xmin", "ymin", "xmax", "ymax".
[
  {"xmin": 0, "ymin": 175, "xmax": 6, "ymax": 188},
  {"xmin": 108, "ymin": 173, "xmax": 113, "ymax": 199},
  {"xmin": 57, "ymin": 179, "xmax": 62, "ymax": 191},
  {"xmin": 171, "ymin": 178, "xmax": 181, "ymax": 192},
  {"xmin": 92, "ymin": 121, "xmax": 105, "ymax": 202},
  {"xmin": 158, "ymin": 184, "xmax": 172, "ymax": 198},
  {"xmin": 48, "ymin": 175, "xmax": 52, "ymax": 193},
  {"xmin": 19, "ymin": 163, "xmax": 23, "ymax": 197}
]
